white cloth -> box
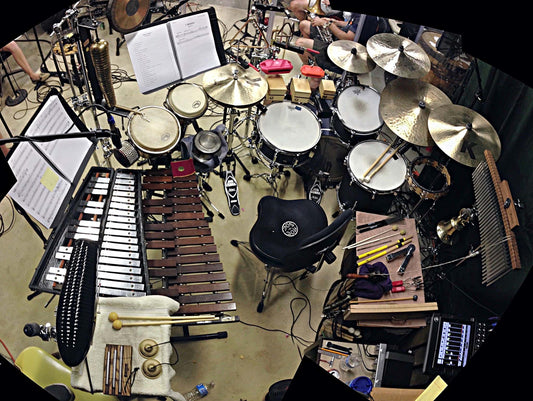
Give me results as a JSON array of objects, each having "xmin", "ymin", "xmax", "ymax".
[{"xmin": 70, "ymin": 295, "xmax": 185, "ymax": 401}]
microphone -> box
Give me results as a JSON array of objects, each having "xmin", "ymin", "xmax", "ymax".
[
  {"xmin": 107, "ymin": 113, "xmax": 122, "ymax": 149},
  {"xmin": 113, "ymin": 140, "xmax": 140, "ymax": 167},
  {"xmin": 312, "ymin": 91, "xmax": 332, "ymax": 119},
  {"xmin": 225, "ymin": 48, "xmax": 253, "ymax": 70},
  {"xmin": 272, "ymin": 40, "xmax": 320, "ymax": 55},
  {"xmin": 23, "ymin": 322, "xmax": 57, "ymax": 341}
]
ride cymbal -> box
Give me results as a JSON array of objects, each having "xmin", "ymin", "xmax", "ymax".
[
  {"xmin": 367, "ymin": 33, "xmax": 431, "ymax": 79},
  {"xmin": 107, "ymin": 0, "xmax": 150, "ymax": 34},
  {"xmin": 201, "ymin": 63, "xmax": 268, "ymax": 107},
  {"xmin": 379, "ymin": 78, "xmax": 452, "ymax": 146},
  {"xmin": 428, "ymin": 104, "xmax": 501, "ymax": 167},
  {"xmin": 326, "ymin": 40, "xmax": 376, "ymax": 74}
]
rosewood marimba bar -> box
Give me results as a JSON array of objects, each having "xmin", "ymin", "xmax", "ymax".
[{"xmin": 141, "ymin": 168, "xmax": 237, "ymax": 317}]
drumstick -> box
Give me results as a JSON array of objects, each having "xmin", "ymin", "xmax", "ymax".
[
  {"xmin": 357, "ymin": 238, "xmax": 412, "ymax": 266},
  {"xmin": 355, "ymin": 236, "xmax": 412, "ymax": 260},
  {"xmin": 361, "ymin": 142, "xmax": 393, "ymax": 179},
  {"xmin": 343, "ymin": 229, "xmax": 406, "ymax": 250},
  {"xmin": 350, "ymin": 295, "xmax": 418, "ymax": 304},
  {"xmin": 364, "ymin": 147, "xmax": 401, "ymax": 182}
]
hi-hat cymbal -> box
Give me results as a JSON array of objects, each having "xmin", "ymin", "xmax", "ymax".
[
  {"xmin": 201, "ymin": 63, "xmax": 268, "ymax": 108},
  {"xmin": 428, "ymin": 104, "xmax": 501, "ymax": 167},
  {"xmin": 379, "ymin": 78, "xmax": 452, "ymax": 146},
  {"xmin": 366, "ymin": 33, "xmax": 431, "ymax": 79},
  {"xmin": 326, "ymin": 40, "xmax": 376, "ymax": 74},
  {"xmin": 107, "ymin": 0, "xmax": 150, "ymax": 34}
]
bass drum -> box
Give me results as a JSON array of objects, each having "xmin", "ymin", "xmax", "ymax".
[
  {"xmin": 337, "ymin": 139, "xmax": 407, "ymax": 214},
  {"xmin": 294, "ymin": 134, "xmax": 350, "ymax": 190}
]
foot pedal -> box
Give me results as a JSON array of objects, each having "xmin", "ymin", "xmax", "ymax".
[
  {"xmin": 308, "ymin": 178, "xmax": 323, "ymax": 204},
  {"xmin": 224, "ymin": 171, "xmax": 240, "ymax": 216}
]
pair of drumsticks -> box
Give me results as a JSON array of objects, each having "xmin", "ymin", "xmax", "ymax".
[{"xmin": 361, "ymin": 142, "xmax": 400, "ymax": 183}]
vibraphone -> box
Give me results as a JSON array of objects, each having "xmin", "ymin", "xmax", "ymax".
[
  {"xmin": 30, "ymin": 167, "xmax": 150, "ymax": 298},
  {"xmin": 140, "ymin": 168, "xmax": 237, "ymax": 327}
]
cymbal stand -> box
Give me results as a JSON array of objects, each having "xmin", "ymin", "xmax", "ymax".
[{"xmin": 220, "ymin": 106, "xmax": 257, "ymax": 180}]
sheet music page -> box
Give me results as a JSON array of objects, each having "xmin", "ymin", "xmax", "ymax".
[
  {"xmin": 169, "ymin": 12, "xmax": 221, "ymax": 78},
  {"xmin": 26, "ymin": 95, "xmax": 92, "ymax": 182},
  {"xmin": 125, "ymin": 23, "xmax": 182, "ymax": 94},
  {"xmin": 7, "ymin": 143, "xmax": 71, "ymax": 229}
]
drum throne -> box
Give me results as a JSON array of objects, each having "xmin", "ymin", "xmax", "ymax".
[{"xmin": 231, "ymin": 196, "xmax": 353, "ymax": 312}]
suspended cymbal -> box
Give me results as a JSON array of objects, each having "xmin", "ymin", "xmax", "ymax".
[
  {"xmin": 366, "ymin": 33, "xmax": 431, "ymax": 79},
  {"xmin": 107, "ymin": 0, "xmax": 150, "ymax": 34},
  {"xmin": 379, "ymin": 78, "xmax": 452, "ymax": 146},
  {"xmin": 428, "ymin": 104, "xmax": 501, "ymax": 167},
  {"xmin": 326, "ymin": 40, "xmax": 376, "ymax": 74},
  {"xmin": 202, "ymin": 63, "xmax": 268, "ymax": 107}
]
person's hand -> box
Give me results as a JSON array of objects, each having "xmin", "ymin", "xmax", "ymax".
[
  {"xmin": 323, "ymin": 0, "xmax": 330, "ymax": 6},
  {"xmin": 311, "ymin": 17, "xmax": 328, "ymax": 27}
]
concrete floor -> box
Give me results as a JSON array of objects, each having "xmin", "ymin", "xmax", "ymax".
[{"xmin": 0, "ymin": 2, "xmax": 394, "ymax": 400}]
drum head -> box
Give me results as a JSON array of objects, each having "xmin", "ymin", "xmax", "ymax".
[
  {"xmin": 167, "ymin": 83, "xmax": 208, "ymax": 119},
  {"xmin": 347, "ymin": 140, "xmax": 407, "ymax": 193},
  {"xmin": 128, "ymin": 106, "xmax": 181, "ymax": 155},
  {"xmin": 336, "ymin": 86, "xmax": 383, "ymax": 133},
  {"xmin": 257, "ymin": 102, "xmax": 321, "ymax": 153}
]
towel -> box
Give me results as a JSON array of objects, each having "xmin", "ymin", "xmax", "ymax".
[{"xmin": 70, "ymin": 295, "xmax": 185, "ymax": 401}]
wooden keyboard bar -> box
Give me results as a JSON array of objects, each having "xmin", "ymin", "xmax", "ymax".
[{"xmin": 141, "ymin": 168, "xmax": 236, "ymax": 322}]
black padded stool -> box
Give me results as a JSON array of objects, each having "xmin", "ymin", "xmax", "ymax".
[{"xmin": 232, "ymin": 196, "xmax": 353, "ymax": 312}]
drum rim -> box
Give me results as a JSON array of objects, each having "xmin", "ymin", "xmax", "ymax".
[
  {"xmin": 334, "ymin": 84, "xmax": 384, "ymax": 133},
  {"xmin": 128, "ymin": 105, "xmax": 182, "ymax": 155},
  {"xmin": 407, "ymin": 156, "xmax": 451, "ymax": 199},
  {"xmin": 345, "ymin": 139, "xmax": 407, "ymax": 194},
  {"xmin": 257, "ymin": 101, "xmax": 322, "ymax": 152},
  {"xmin": 166, "ymin": 82, "xmax": 208, "ymax": 119}
]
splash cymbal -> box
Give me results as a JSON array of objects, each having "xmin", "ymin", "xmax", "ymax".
[
  {"xmin": 202, "ymin": 63, "xmax": 268, "ymax": 107},
  {"xmin": 367, "ymin": 33, "xmax": 431, "ymax": 79},
  {"xmin": 107, "ymin": 0, "xmax": 150, "ymax": 34},
  {"xmin": 379, "ymin": 78, "xmax": 452, "ymax": 146},
  {"xmin": 326, "ymin": 40, "xmax": 376, "ymax": 74},
  {"xmin": 428, "ymin": 104, "xmax": 501, "ymax": 167}
]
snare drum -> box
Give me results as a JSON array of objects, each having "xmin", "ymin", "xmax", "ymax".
[
  {"xmin": 128, "ymin": 106, "xmax": 182, "ymax": 157},
  {"xmin": 256, "ymin": 101, "xmax": 322, "ymax": 167},
  {"xmin": 337, "ymin": 140, "xmax": 407, "ymax": 214},
  {"xmin": 165, "ymin": 83, "xmax": 208, "ymax": 120},
  {"xmin": 332, "ymin": 85, "xmax": 384, "ymax": 145},
  {"xmin": 407, "ymin": 156, "xmax": 451, "ymax": 200}
]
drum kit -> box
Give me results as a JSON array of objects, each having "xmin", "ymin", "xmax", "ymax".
[{"xmin": 120, "ymin": 29, "xmax": 501, "ymax": 220}]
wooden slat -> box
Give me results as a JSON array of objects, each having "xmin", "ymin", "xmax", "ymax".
[
  {"xmin": 149, "ymin": 263, "xmax": 224, "ymax": 277},
  {"xmin": 167, "ymin": 272, "xmax": 227, "ymax": 284},
  {"xmin": 150, "ymin": 282, "xmax": 230, "ymax": 295},
  {"xmin": 177, "ymin": 303, "xmax": 237, "ymax": 314},
  {"xmin": 147, "ymin": 253, "xmax": 220, "ymax": 267},
  {"xmin": 178, "ymin": 292, "xmax": 234, "ymax": 304}
]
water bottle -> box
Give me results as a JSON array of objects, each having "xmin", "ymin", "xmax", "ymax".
[{"xmin": 182, "ymin": 381, "xmax": 215, "ymax": 401}]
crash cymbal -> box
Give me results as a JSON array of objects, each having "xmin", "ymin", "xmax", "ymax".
[
  {"xmin": 107, "ymin": 0, "xmax": 150, "ymax": 34},
  {"xmin": 326, "ymin": 40, "xmax": 376, "ymax": 74},
  {"xmin": 379, "ymin": 78, "xmax": 452, "ymax": 146},
  {"xmin": 202, "ymin": 63, "xmax": 268, "ymax": 108},
  {"xmin": 428, "ymin": 104, "xmax": 501, "ymax": 167},
  {"xmin": 366, "ymin": 33, "xmax": 431, "ymax": 79}
]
